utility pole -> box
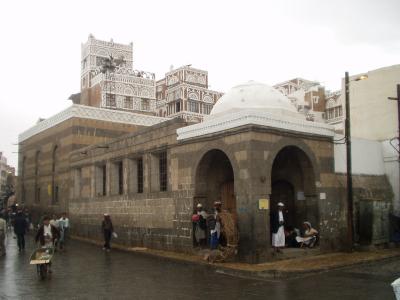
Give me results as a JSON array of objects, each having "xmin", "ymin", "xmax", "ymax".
[
  {"xmin": 388, "ymin": 84, "xmax": 400, "ymax": 215},
  {"xmin": 345, "ymin": 72, "xmax": 354, "ymax": 251}
]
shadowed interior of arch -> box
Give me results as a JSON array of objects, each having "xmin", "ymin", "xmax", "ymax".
[
  {"xmin": 194, "ymin": 149, "xmax": 235, "ymax": 214},
  {"xmin": 270, "ymin": 146, "xmax": 318, "ymax": 237}
]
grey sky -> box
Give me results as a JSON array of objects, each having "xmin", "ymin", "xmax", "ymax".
[{"xmin": 1, "ymin": 0, "xmax": 399, "ymax": 170}]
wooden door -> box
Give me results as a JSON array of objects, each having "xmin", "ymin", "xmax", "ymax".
[{"xmin": 221, "ymin": 181, "xmax": 235, "ymax": 213}]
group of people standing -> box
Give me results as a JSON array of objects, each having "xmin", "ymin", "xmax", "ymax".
[{"xmin": 192, "ymin": 201, "xmax": 238, "ymax": 252}]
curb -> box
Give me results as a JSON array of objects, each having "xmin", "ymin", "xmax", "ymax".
[{"xmin": 70, "ymin": 235, "xmax": 400, "ymax": 280}]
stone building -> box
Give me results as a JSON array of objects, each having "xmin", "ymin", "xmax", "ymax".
[
  {"xmin": 17, "ymin": 49, "xmax": 394, "ymax": 262},
  {"xmin": 17, "ymin": 105, "xmax": 167, "ymax": 219},
  {"xmin": 62, "ymin": 81, "xmax": 392, "ymax": 262}
]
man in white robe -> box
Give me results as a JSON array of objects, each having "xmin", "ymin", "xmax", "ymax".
[{"xmin": 271, "ymin": 202, "xmax": 285, "ymax": 253}]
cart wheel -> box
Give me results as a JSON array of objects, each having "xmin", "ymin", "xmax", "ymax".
[{"xmin": 39, "ymin": 264, "xmax": 47, "ymax": 280}]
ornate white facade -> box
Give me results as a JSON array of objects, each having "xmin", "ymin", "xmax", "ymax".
[
  {"xmin": 73, "ymin": 36, "xmax": 223, "ymax": 121},
  {"xmin": 80, "ymin": 35, "xmax": 156, "ymax": 114},
  {"xmin": 156, "ymin": 65, "xmax": 223, "ymax": 122}
]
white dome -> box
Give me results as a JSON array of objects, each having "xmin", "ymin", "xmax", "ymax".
[{"xmin": 210, "ymin": 81, "xmax": 298, "ymax": 117}]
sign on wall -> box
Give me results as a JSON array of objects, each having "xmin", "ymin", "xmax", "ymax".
[{"xmin": 259, "ymin": 199, "xmax": 269, "ymax": 210}]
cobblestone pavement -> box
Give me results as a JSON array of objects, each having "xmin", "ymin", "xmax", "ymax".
[{"xmin": 0, "ymin": 231, "xmax": 399, "ymax": 300}]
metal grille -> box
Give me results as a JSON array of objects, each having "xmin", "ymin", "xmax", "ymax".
[
  {"xmin": 137, "ymin": 158, "xmax": 143, "ymax": 193},
  {"xmin": 102, "ymin": 165, "xmax": 107, "ymax": 196},
  {"xmin": 118, "ymin": 161, "xmax": 123, "ymax": 195},
  {"xmin": 159, "ymin": 152, "xmax": 167, "ymax": 191}
]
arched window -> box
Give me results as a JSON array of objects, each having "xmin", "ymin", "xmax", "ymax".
[
  {"xmin": 52, "ymin": 146, "xmax": 59, "ymax": 204},
  {"xmin": 35, "ymin": 151, "xmax": 40, "ymax": 203},
  {"xmin": 21, "ymin": 156, "xmax": 26, "ymax": 203}
]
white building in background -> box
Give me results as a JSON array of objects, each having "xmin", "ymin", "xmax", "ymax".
[
  {"xmin": 325, "ymin": 90, "xmax": 344, "ymax": 132},
  {"xmin": 0, "ymin": 152, "xmax": 15, "ymax": 193},
  {"xmin": 273, "ymin": 78, "xmax": 327, "ymax": 122},
  {"xmin": 70, "ymin": 35, "xmax": 223, "ymax": 122},
  {"xmin": 346, "ymin": 64, "xmax": 400, "ymax": 216},
  {"xmin": 274, "ymin": 65, "xmax": 400, "ymax": 216},
  {"xmin": 155, "ymin": 65, "xmax": 223, "ymax": 122}
]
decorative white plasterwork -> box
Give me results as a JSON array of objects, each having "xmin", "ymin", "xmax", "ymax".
[
  {"xmin": 176, "ymin": 108, "xmax": 334, "ymax": 140},
  {"xmin": 19, "ymin": 105, "xmax": 169, "ymax": 143}
]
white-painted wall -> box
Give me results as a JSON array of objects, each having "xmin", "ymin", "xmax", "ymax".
[
  {"xmin": 347, "ymin": 64, "xmax": 400, "ymax": 141},
  {"xmin": 381, "ymin": 140, "xmax": 400, "ymax": 215},
  {"xmin": 334, "ymin": 135, "xmax": 385, "ymax": 175},
  {"xmin": 334, "ymin": 135, "xmax": 400, "ymax": 216},
  {"xmin": 337, "ymin": 64, "xmax": 400, "ymax": 216}
]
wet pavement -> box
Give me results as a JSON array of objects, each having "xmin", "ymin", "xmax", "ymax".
[{"xmin": 0, "ymin": 231, "xmax": 399, "ymax": 300}]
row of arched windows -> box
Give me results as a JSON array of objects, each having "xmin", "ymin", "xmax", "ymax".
[{"xmin": 22, "ymin": 145, "xmax": 59, "ymax": 204}]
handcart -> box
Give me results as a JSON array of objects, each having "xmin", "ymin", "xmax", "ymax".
[{"xmin": 30, "ymin": 246, "xmax": 55, "ymax": 279}]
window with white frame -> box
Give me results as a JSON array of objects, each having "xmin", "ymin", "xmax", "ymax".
[
  {"xmin": 141, "ymin": 99, "xmax": 150, "ymax": 111},
  {"xmin": 106, "ymin": 94, "xmax": 116, "ymax": 107},
  {"xmin": 188, "ymin": 101, "xmax": 199, "ymax": 113},
  {"xmin": 203, "ymin": 103, "xmax": 213, "ymax": 115},
  {"xmin": 124, "ymin": 96, "xmax": 133, "ymax": 109}
]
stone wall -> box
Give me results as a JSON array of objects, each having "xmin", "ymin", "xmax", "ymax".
[
  {"xmin": 69, "ymin": 119, "xmax": 194, "ymax": 252},
  {"xmin": 18, "ymin": 116, "xmax": 143, "ymax": 222}
]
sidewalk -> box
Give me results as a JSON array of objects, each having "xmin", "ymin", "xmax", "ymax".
[{"xmin": 72, "ymin": 235, "xmax": 400, "ymax": 280}]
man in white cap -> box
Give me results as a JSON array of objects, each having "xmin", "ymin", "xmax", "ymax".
[
  {"xmin": 270, "ymin": 202, "xmax": 286, "ymax": 253},
  {"xmin": 101, "ymin": 213, "xmax": 114, "ymax": 251},
  {"xmin": 192, "ymin": 203, "xmax": 207, "ymax": 247}
]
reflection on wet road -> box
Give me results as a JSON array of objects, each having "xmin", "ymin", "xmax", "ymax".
[{"xmin": 0, "ymin": 231, "xmax": 398, "ymax": 300}]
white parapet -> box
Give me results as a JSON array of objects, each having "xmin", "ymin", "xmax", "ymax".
[{"xmin": 18, "ymin": 104, "xmax": 169, "ymax": 143}]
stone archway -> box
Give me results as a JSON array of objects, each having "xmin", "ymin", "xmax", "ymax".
[
  {"xmin": 271, "ymin": 146, "xmax": 318, "ymax": 231},
  {"xmin": 194, "ymin": 149, "xmax": 235, "ymax": 213}
]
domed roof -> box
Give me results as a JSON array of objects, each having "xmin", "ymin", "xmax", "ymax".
[{"xmin": 210, "ymin": 81, "xmax": 298, "ymax": 116}]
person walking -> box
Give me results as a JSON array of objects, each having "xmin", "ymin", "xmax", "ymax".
[
  {"xmin": 271, "ymin": 202, "xmax": 286, "ymax": 253},
  {"xmin": 0, "ymin": 214, "xmax": 6, "ymax": 256},
  {"xmin": 35, "ymin": 216, "xmax": 60, "ymax": 247},
  {"xmin": 35, "ymin": 216, "xmax": 60, "ymax": 273},
  {"xmin": 58, "ymin": 217, "xmax": 66, "ymax": 250},
  {"xmin": 59, "ymin": 212, "xmax": 69, "ymax": 242},
  {"xmin": 101, "ymin": 214, "xmax": 114, "ymax": 252},
  {"xmin": 24, "ymin": 209, "xmax": 32, "ymax": 232},
  {"xmin": 13, "ymin": 209, "xmax": 28, "ymax": 252}
]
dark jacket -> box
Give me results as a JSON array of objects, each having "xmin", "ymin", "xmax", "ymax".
[
  {"xmin": 35, "ymin": 224, "xmax": 60, "ymax": 246},
  {"xmin": 270, "ymin": 210, "xmax": 285, "ymax": 234},
  {"xmin": 102, "ymin": 219, "xmax": 114, "ymax": 233},
  {"xmin": 13, "ymin": 213, "xmax": 28, "ymax": 235}
]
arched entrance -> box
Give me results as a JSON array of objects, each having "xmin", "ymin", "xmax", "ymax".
[
  {"xmin": 194, "ymin": 149, "xmax": 235, "ymax": 213},
  {"xmin": 271, "ymin": 146, "xmax": 318, "ymax": 232}
]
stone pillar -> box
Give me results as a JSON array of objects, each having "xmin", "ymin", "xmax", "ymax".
[{"xmin": 235, "ymin": 145, "xmax": 271, "ymax": 263}]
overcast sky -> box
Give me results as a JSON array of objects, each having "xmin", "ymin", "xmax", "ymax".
[{"xmin": 1, "ymin": 0, "xmax": 399, "ymax": 170}]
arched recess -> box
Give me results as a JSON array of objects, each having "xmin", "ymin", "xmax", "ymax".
[
  {"xmin": 21, "ymin": 156, "xmax": 26, "ymax": 203},
  {"xmin": 34, "ymin": 150, "xmax": 41, "ymax": 203},
  {"xmin": 51, "ymin": 145, "xmax": 59, "ymax": 204},
  {"xmin": 194, "ymin": 149, "xmax": 236, "ymax": 214},
  {"xmin": 270, "ymin": 145, "xmax": 319, "ymax": 231}
]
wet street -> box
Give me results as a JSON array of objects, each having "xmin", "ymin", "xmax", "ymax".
[{"xmin": 0, "ymin": 232, "xmax": 399, "ymax": 300}]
